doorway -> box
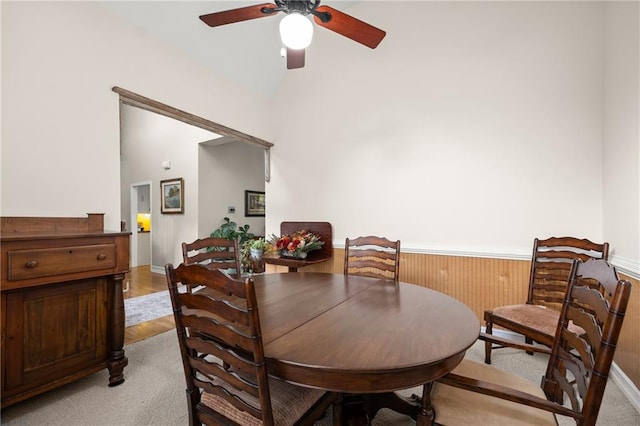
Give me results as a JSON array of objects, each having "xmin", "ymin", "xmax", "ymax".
[
  {"xmin": 130, "ymin": 182, "xmax": 151, "ymax": 268},
  {"xmin": 116, "ymin": 86, "xmax": 272, "ymax": 271}
]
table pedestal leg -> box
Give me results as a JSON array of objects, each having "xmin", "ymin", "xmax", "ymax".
[{"xmin": 342, "ymin": 385, "xmax": 439, "ymax": 426}]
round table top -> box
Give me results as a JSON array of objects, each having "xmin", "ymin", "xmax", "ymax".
[{"xmin": 251, "ymin": 272, "xmax": 479, "ymax": 393}]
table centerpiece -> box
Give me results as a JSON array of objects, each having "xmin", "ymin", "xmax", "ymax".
[{"xmin": 269, "ymin": 229, "xmax": 324, "ymax": 259}]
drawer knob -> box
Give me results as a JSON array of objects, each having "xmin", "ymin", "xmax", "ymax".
[
  {"xmin": 25, "ymin": 260, "xmax": 38, "ymax": 269},
  {"xmin": 97, "ymin": 253, "xmax": 107, "ymax": 261}
]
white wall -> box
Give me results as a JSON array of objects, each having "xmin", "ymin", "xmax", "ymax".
[
  {"xmin": 2, "ymin": 2, "xmax": 638, "ymax": 277},
  {"xmin": 1, "ymin": 1, "xmax": 272, "ymax": 231},
  {"xmin": 267, "ymin": 2, "xmax": 634, "ymax": 265},
  {"xmin": 198, "ymin": 142, "xmax": 266, "ymax": 239},
  {"xmin": 603, "ymin": 1, "xmax": 640, "ymax": 273}
]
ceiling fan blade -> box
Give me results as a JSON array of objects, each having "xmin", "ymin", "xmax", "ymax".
[
  {"xmin": 287, "ymin": 48, "xmax": 305, "ymax": 69},
  {"xmin": 199, "ymin": 3, "xmax": 277, "ymax": 27},
  {"xmin": 313, "ymin": 5, "xmax": 386, "ymax": 49}
]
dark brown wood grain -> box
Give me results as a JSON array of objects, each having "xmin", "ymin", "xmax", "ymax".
[
  {"xmin": 484, "ymin": 236, "xmax": 609, "ymax": 364},
  {"xmin": 1, "ymin": 216, "xmax": 130, "ymax": 408},
  {"xmin": 436, "ymin": 259, "xmax": 632, "ymax": 426},
  {"xmin": 0, "ymin": 213, "xmax": 105, "ymax": 235},
  {"xmin": 255, "ymin": 273, "xmax": 479, "ymax": 392},
  {"xmin": 344, "ymin": 235, "xmax": 401, "ymax": 280},
  {"xmin": 166, "ymin": 264, "xmax": 338, "ymax": 425},
  {"xmin": 181, "ymin": 236, "xmax": 241, "ymax": 280},
  {"xmin": 224, "ymin": 272, "xmax": 479, "ymax": 425}
]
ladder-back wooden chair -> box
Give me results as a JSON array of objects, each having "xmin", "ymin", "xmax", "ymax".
[
  {"xmin": 429, "ymin": 258, "xmax": 632, "ymax": 426},
  {"xmin": 165, "ymin": 263, "xmax": 338, "ymax": 426},
  {"xmin": 181, "ymin": 236, "xmax": 241, "ymax": 278},
  {"xmin": 344, "ymin": 236, "xmax": 401, "ymax": 281},
  {"xmin": 484, "ymin": 236, "xmax": 608, "ymax": 364}
]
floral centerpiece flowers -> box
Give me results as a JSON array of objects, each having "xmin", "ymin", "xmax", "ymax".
[{"xmin": 269, "ymin": 230, "xmax": 324, "ymax": 259}]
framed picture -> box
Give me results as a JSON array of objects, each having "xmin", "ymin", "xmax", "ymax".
[
  {"xmin": 245, "ymin": 190, "xmax": 265, "ymax": 217},
  {"xmin": 160, "ymin": 178, "xmax": 184, "ymax": 214}
]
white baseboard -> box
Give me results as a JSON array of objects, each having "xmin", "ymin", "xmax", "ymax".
[
  {"xmin": 610, "ymin": 362, "xmax": 640, "ymax": 414},
  {"xmin": 483, "ymin": 327, "xmax": 640, "ymax": 414},
  {"xmin": 150, "ymin": 264, "xmax": 164, "ymax": 275}
]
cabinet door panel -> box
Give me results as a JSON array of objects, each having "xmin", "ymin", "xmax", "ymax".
[{"xmin": 4, "ymin": 279, "xmax": 108, "ymax": 393}]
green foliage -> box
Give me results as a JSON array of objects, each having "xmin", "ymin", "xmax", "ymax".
[
  {"xmin": 210, "ymin": 217, "xmax": 255, "ymax": 245},
  {"xmin": 247, "ymin": 237, "xmax": 269, "ymax": 250},
  {"xmin": 240, "ymin": 239, "xmax": 252, "ymax": 273},
  {"xmin": 239, "ymin": 238, "xmax": 269, "ymax": 274}
]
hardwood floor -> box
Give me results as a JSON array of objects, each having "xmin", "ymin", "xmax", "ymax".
[
  {"xmin": 124, "ymin": 265, "xmax": 175, "ymax": 345},
  {"xmin": 123, "ymin": 265, "xmax": 167, "ymax": 299}
]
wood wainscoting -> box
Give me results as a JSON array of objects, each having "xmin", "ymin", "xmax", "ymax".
[{"xmin": 266, "ymin": 249, "xmax": 640, "ymax": 391}]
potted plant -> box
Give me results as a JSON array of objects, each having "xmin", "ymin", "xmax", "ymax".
[
  {"xmin": 210, "ymin": 217, "xmax": 255, "ymax": 246},
  {"xmin": 247, "ymin": 237, "xmax": 269, "ymax": 260},
  {"xmin": 240, "ymin": 238, "xmax": 270, "ymax": 274}
]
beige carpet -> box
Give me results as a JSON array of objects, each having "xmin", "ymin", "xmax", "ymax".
[{"xmin": 2, "ymin": 330, "xmax": 638, "ymax": 425}]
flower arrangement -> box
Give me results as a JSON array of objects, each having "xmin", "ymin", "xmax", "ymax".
[{"xmin": 269, "ymin": 230, "xmax": 324, "ymax": 259}]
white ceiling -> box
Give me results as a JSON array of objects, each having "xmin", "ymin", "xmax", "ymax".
[{"xmin": 100, "ymin": 1, "xmax": 359, "ymax": 99}]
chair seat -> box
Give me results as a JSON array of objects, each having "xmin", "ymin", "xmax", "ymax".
[
  {"xmin": 201, "ymin": 376, "xmax": 329, "ymax": 426},
  {"xmin": 491, "ymin": 304, "xmax": 584, "ymax": 340},
  {"xmin": 431, "ymin": 359, "xmax": 556, "ymax": 425}
]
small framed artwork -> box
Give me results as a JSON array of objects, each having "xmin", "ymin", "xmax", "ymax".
[
  {"xmin": 160, "ymin": 178, "xmax": 184, "ymax": 214},
  {"xmin": 245, "ymin": 190, "xmax": 265, "ymax": 217}
]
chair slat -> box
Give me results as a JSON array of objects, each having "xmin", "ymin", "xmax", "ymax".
[
  {"xmin": 182, "ymin": 237, "xmax": 241, "ymax": 279},
  {"xmin": 542, "ymin": 259, "xmax": 632, "ymax": 420},
  {"xmin": 484, "ymin": 236, "xmax": 609, "ymax": 364},
  {"xmin": 347, "ymin": 259, "xmax": 397, "ymax": 272},
  {"xmin": 190, "ymin": 356, "xmax": 260, "ymax": 398},
  {"xmin": 344, "ymin": 235, "xmax": 401, "ymax": 281},
  {"xmin": 176, "ymin": 292, "xmax": 250, "ymax": 326},
  {"xmin": 348, "ymin": 249, "xmax": 398, "ymax": 261},
  {"xmin": 198, "ymin": 379, "xmax": 263, "ymax": 419},
  {"xmin": 185, "ymin": 335, "xmax": 256, "ymax": 374},
  {"xmin": 435, "ymin": 258, "xmax": 631, "ymax": 426},
  {"xmin": 165, "ymin": 262, "xmax": 336, "ymax": 426}
]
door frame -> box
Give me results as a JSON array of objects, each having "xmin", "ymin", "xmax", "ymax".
[
  {"xmin": 113, "ymin": 86, "xmax": 273, "ymax": 183},
  {"xmin": 130, "ymin": 181, "xmax": 152, "ymax": 268}
]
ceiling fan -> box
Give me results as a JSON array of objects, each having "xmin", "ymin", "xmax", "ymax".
[{"xmin": 199, "ymin": 0, "xmax": 386, "ymax": 69}]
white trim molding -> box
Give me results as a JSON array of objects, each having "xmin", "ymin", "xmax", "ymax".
[
  {"xmin": 332, "ymin": 242, "xmax": 640, "ymax": 280},
  {"xmin": 610, "ymin": 254, "xmax": 640, "ymax": 280}
]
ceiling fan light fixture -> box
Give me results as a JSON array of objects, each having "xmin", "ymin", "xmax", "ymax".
[{"xmin": 279, "ymin": 12, "xmax": 313, "ymax": 49}]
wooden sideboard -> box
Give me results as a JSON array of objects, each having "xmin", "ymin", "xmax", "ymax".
[{"xmin": 0, "ymin": 214, "xmax": 130, "ymax": 408}]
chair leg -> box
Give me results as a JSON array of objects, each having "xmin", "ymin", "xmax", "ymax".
[
  {"xmin": 484, "ymin": 320, "xmax": 493, "ymax": 364},
  {"xmin": 541, "ymin": 364, "xmax": 565, "ymax": 404},
  {"xmin": 525, "ymin": 337, "xmax": 534, "ymax": 355},
  {"xmin": 186, "ymin": 387, "xmax": 201, "ymax": 426},
  {"xmin": 416, "ymin": 382, "xmax": 436, "ymax": 426},
  {"xmin": 541, "ymin": 375, "xmax": 564, "ymax": 404},
  {"xmin": 332, "ymin": 393, "xmax": 344, "ymax": 426}
]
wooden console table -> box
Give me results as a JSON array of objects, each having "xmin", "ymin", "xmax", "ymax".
[
  {"xmin": 0, "ymin": 214, "xmax": 130, "ymax": 408},
  {"xmin": 263, "ymin": 221, "xmax": 332, "ymax": 272}
]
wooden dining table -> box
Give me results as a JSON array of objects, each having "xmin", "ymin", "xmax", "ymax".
[{"xmin": 248, "ymin": 272, "xmax": 480, "ymax": 425}]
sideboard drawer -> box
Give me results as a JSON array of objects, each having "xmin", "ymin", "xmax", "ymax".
[{"xmin": 7, "ymin": 244, "xmax": 117, "ymax": 281}]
